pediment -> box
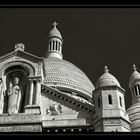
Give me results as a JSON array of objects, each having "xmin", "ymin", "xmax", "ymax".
[
  {"xmin": 41, "ymin": 84, "xmax": 94, "ymax": 126},
  {"xmin": 0, "ymin": 49, "xmax": 43, "ymax": 63},
  {"xmin": 41, "ymin": 85, "xmax": 94, "ymax": 114}
]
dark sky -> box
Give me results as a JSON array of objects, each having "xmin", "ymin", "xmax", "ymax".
[{"xmin": 0, "ymin": 8, "xmax": 140, "ymax": 109}]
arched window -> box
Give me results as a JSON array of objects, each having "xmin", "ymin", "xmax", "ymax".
[
  {"xmin": 119, "ymin": 96, "xmax": 122, "ymax": 107},
  {"xmin": 132, "ymin": 86, "xmax": 135, "ymax": 96},
  {"xmin": 134, "ymin": 86, "xmax": 138, "ymax": 96},
  {"xmin": 108, "ymin": 95, "xmax": 112, "ymax": 105},
  {"xmin": 98, "ymin": 97, "xmax": 100, "ymax": 107},
  {"xmin": 49, "ymin": 42, "xmax": 52, "ymax": 50}
]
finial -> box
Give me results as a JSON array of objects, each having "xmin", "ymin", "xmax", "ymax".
[
  {"xmin": 132, "ymin": 64, "xmax": 137, "ymax": 71},
  {"xmin": 104, "ymin": 65, "xmax": 109, "ymax": 73},
  {"xmin": 52, "ymin": 21, "xmax": 58, "ymax": 28},
  {"xmin": 15, "ymin": 43, "xmax": 25, "ymax": 51}
]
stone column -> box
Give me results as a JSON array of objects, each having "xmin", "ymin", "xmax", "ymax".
[
  {"xmin": 54, "ymin": 41, "xmax": 56, "ymax": 50},
  {"xmin": 28, "ymin": 79, "xmax": 34, "ymax": 105},
  {"xmin": 136, "ymin": 85, "xmax": 139, "ymax": 95},
  {"xmin": 35, "ymin": 79, "xmax": 41, "ymax": 105}
]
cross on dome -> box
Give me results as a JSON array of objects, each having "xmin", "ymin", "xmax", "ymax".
[
  {"xmin": 132, "ymin": 64, "xmax": 137, "ymax": 71},
  {"xmin": 52, "ymin": 21, "xmax": 58, "ymax": 28},
  {"xmin": 104, "ymin": 65, "xmax": 109, "ymax": 73}
]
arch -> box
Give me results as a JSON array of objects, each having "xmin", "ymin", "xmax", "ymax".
[
  {"xmin": 0, "ymin": 61, "xmax": 35, "ymax": 78},
  {"xmin": 0, "ymin": 61, "xmax": 35, "ymax": 114},
  {"xmin": 108, "ymin": 94, "xmax": 112, "ymax": 104}
]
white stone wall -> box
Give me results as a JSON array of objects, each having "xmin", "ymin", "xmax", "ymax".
[{"xmin": 40, "ymin": 92, "xmax": 93, "ymax": 121}]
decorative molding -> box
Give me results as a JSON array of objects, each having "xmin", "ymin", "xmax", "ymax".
[
  {"xmin": 129, "ymin": 113, "xmax": 140, "ymax": 121},
  {"xmin": 0, "ymin": 114, "xmax": 41, "ymax": 124},
  {"xmin": 0, "ymin": 124, "xmax": 42, "ymax": 132},
  {"xmin": 46, "ymin": 104, "xmax": 62, "ymax": 116},
  {"xmin": 0, "ymin": 61, "xmax": 35, "ymax": 77},
  {"xmin": 0, "ymin": 49, "xmax": 43, "ymax": 63},
  {"xmin": 93, "ymin": 85, "xmax": 125, "ymax": 95},
  {"xmin": 41, "ymin": 84, "xmax": 94, "ymax": 112}
]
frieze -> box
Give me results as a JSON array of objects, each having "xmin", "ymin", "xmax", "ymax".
[
  {"xmin": 0, "ymin": 114, "xmax": 41, "ymax": 124},
  {"xmin": 93, "ymin": 85, "xmax": 125, "ymax": 94},
  {"xmin": 103, "ymin": 119, "xmax": 121, "ymax": 125},
  {"xmin": 131, "ymin": 121, "xmax": 140, "ymax": 129},
  {"xmin": 129, "ymin": 113, "xmax": 140, "ymax": 121},
  {"xmin": 0, "ymin": 124, "xmax": 42, "ymax": 132}
]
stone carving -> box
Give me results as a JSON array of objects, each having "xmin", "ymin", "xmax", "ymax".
[
  {"xmin": 7, "ymin": 77, "xmax": 23, "ymax": 114},
  {"xmin": 0, "ymin": 78, "xmax": 6, "ymax": 114},
  {"xmin": 0, "ymin": 124, "xmax": 42, "ymax": 132},
  {"xmin": 46, "ymin": 104, "xmax": 62, "ymax": 116},
  {"xmin": 0, "ymin": 114, "xmax": 41, "ymax": 124},
  {"xmin": 15, "ymin": 43, "xmax": 25, "ymax": 51},
  {"xmin": 104, "ymin": 119, "xmax": 121, "ymax": 125}
]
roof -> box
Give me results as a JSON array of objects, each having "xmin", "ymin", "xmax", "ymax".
[
  {"xmin": 95, "ymin": 66, "xmax": 121, "ymax": 88},
  {"xmin": 43, "ymin": 57, "xmax": 94, "ymax": 98},
  {"xmin": 129, "ymin": 64, "xmax": 140, "ymax": 87}
]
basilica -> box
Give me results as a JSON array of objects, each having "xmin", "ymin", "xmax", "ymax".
[{"xmin": 0, "ymin": 22, "xmax": 139, "ymax": 132}]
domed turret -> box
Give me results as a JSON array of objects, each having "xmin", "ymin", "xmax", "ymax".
[
  {"xmin": 127, "ymin": 64, "xmax": 140, "ymax": 132},
  {"xmin": 46, "ymin": 22, "xmax": 63, "ymax": 59},
  {"xmin": 93, "ymin": 66, "xmax": 130, "ymax": 132},
  {"xmin": 95, "ymin": 66, "xmax": 121, "ymax": 88},
  {"xmin": 129, "ymin": 64, "xmax": 140, "ymax": 88},
  {"xmin": 129, "ymin": 64, "xmax": 140, "ymax": 104},
  {"xmin": 48, "ymin": 22, "xmax": 62, "ymax": 40}
]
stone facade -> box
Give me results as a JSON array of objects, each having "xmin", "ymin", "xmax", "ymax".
[{"xmin": 0, "ymin": 22, "xmax": 137, "ymax": 132}]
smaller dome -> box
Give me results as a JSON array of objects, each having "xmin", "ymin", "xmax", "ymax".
[
  {"xmin": 48, "ymin": 22, "xmax": 62, "ymax": 40},
  {"xmin": 129, "ymin": 64, "xmax": 140, "ymax": 87},
  {"xmin": 95, "ymin": 66, "xmax": 121, "ymax": 88}
]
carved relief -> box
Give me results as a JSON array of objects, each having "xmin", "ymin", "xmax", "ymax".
[
  {"xmin": 46, "ymin": 104, "xmax": 62, "ymax": 116},
  {"xmin": 15, "ymin": 43, "xmax": 25, "ymax": 51}
]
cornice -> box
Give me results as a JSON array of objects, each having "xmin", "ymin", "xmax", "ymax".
[
  {"xmin": 0, "ymin": 50, "xmax": 44, "ymax": 63},
  {"xmin": 41, "ymin": 84, "xmax": 94, "ymax": 113},
  {"xmin": 93, "ymin": 85, "xmax": 125, "ymax": 95}
]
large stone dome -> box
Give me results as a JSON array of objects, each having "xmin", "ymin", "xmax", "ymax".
[{"xmin": 43, "ymin": 57, "xmax": 94, "ymax": 99}]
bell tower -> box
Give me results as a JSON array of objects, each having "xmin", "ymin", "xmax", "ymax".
[
  {"xmin": 127, "ymin": 64, "xmax": 140, "ymax": 132},
  {"xmin": 46, "ymin": 22, "xmax": 63, "ymax": 59},
  {"xmin": 93, "ymin": 66, "xmax": 130, "ymax": 132}
]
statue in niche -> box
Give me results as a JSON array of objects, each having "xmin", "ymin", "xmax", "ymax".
[
  {"xmin": 7, "ymin": 77, "xmax": 23, "ymax": 114},
  {"xmin": 0, "ymin": 78, "xmax": 6, "ymax": 114}
]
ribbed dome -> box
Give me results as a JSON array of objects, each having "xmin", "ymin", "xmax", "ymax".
[
  {"xmin": 48, "ymin": 26, "xmax": 62, "ymax": 40},
  {"xmin": 129, "ymin": 64, "xmax": 140, "ymax": 86},
  {"xmin": 43, "ymin": 57, "xmax": 94, "ymax": 98},
  {"xmin": 95, "ymin": 66, "xmax": 121, "ymax": 88}
]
